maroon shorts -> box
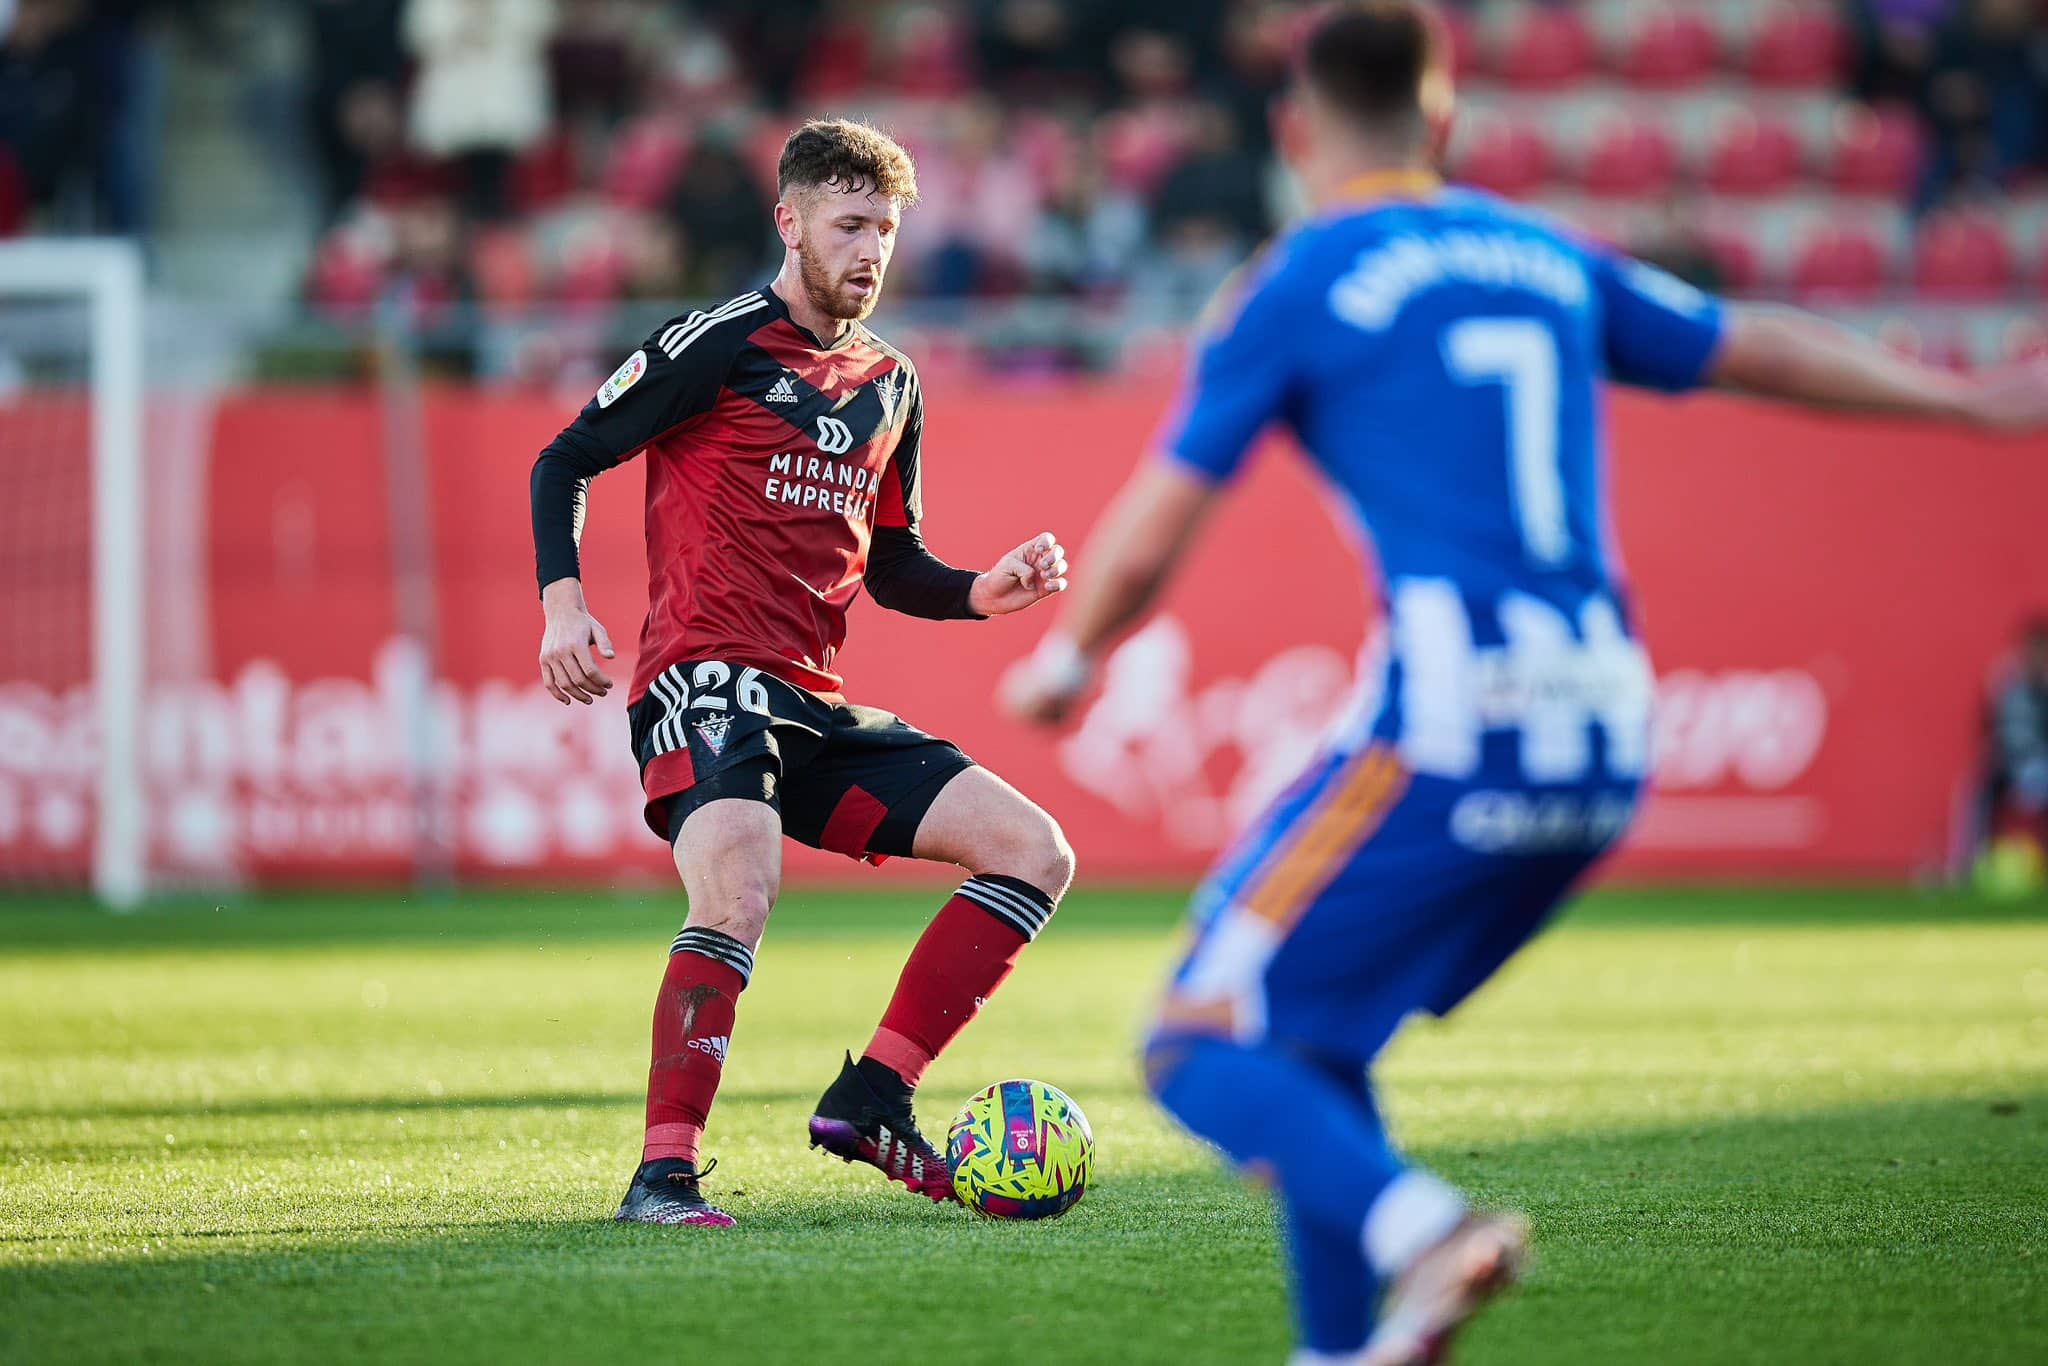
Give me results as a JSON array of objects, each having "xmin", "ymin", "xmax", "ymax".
[{"xmin": 627, "ymin": 658, "xmax": 974, "ymax": 861}]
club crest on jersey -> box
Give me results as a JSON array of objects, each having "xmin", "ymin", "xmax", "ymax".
[
  {"xmin": 694, "ymin": 713, "xmax": 733, "ymax": 755},
  {"xmin": 872, "ymin": 368, "xmax": 898, "ymax": 421},
  {"xmin": 596, "ymin": 350, "xmax": 647, "ymax": 408}
]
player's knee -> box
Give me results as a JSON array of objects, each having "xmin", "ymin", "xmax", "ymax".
[
  {"xmin": 1014, "ymin": 814, "xmax": 1076, "ymax": 902},
  {"xmin": 966, "ymin": 805, "xmax": 1074, "ymax": 903},
  {"xmin": 1036, "ymin": 818, "xmax": 1077, "ymax": 901}
]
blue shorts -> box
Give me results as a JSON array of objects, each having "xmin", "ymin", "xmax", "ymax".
[{"xmin": 1153, "ymin": 738, "xmax": 1639, "ymax": 1067}]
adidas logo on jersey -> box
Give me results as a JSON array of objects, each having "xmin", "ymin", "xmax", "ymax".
[{"xmin": 766, "ymin": 374, "xmax": 799, "ymax": 404}]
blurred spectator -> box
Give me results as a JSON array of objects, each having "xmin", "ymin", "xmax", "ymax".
[
  {"xmin": 617, "ymin": 213, "xmax": 686, "ymax": 300},
  {"xmin": 391, "ymin": 194, "xmax": 476, "ymax": 309},
  {"xmin": 1971, "ymin": 618, "xmax": 2048, "ymax": 892},
  {"xmin": 1847, "ymin": 0, "xmax": 1954, "ymax": 105},
  {"xmin": 550, "ymin": 0, "xmax": 655, "ymax": 129},
  {"xmin": 718, "ymin": 0, "xmax": 825, "ymax": 110},
  {"xmin": 404, "ymin": 0, "xmax": 557, "ymax": 221},
  {"xmin": 971, "ymin": 0, "xmax": 1096, "ymax": 101},
  {"xmin": 0, "ymin": 0, "xmax": 153, "ymax": 235},
  {"xmin": 901, "ymin": 99, "xmax": 1043, "ymax": 296},
  {"xmin": 1914, "ymin": 0, "xmax": 2048, "ymax": 210},
  {"xmin": 663, "ymin": 140, "xmax": 774, "ymax": 296},
  {"xmin": 307, "ymin": 0, "xmax": 405, "ymax": 222},
  {"xmin": 1211, "ymin": 0, "xmax": 1295, "ymax": 155},
  {"xmin": 1132, "ymin": 101, "xmax": 1267, "ymax": 319},
  {"xmin": 1150, "ymin": 101, "xmax": 1269, "ymax": 254},
  {"xmin": 1026, "ymin": 142, "xmax": 1146, "ymax": 297}
]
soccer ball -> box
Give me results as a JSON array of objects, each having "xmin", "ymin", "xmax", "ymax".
[{"xmin": 946, "ymin": 1079, "xmax": 1094, "ymax": 1219}]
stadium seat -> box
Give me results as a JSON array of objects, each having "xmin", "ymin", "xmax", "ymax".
[
  {"xmin": 602, "ymin": 118, "xmax": 692, "ymax": 211},
  {"xmin": 1097, "ymin": 107, "xmax": 1189, "ymax": 196},
  {"xmin": 1581, "ymin": 116, "xmax": 1677, "ymax": 198},
  {"xmin": 1745, "ymin": 5, "xmax": 1846, "ymax": 89},
  {"xmin": 1618, "ymin": 8, "xmax": 1718, "ymax": 89},
  {"xmin": 1912, "ymin": 211, "xmax": 2014, "ymax": 299},
  {"xmin": 1496, "ymin": 6, "xmax": 1595, "ymax": 89},
  {"xmin": 1829, "ymin": 104, "xmax": 1925, "ymax": 197},
  {"xmin": 1700, "ymin": 225, "xmax": 1764, "ymax": 295},
  {"xmin": 472, "ymin": 228, "xmax": 540, "ymax": 312},
  {"xmin": 509, "ymin": 134, "xmax": 578, "ymax": 214},
  {"xmin": 554, "ymin": 228, "xmax": 626, "ymax": 307},
  {"xmin": 1790, "ymin": 223, "xmax": 1887, "ymax": 301},
  {"xmin": 1705, "ymin": 112, "xmax": 1803, "ymax": 196},
  {"xmin": 889, "ymin": 6, "xmax": 971, "ymax": 97},
  {"xmin": 2003, "ymin": 318, "xmax": 2048, "ymax": 362},
  {"xmin": 1453, "ymin": 120, "xmax": 1553, "ymax": 199},
  {"xmin": 307, "ymin": 226, "xmax": 385, "ymax": 311}
]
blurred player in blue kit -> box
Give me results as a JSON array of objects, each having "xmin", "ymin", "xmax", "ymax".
[{"xmin": 1004, "ymin": 3, "xmax": 2048, "ymax": 1361}]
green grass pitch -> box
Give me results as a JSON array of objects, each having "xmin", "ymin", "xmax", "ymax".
[{"xmin": 2, "ymin": 884, "xmax": 2044, "ymax": 1364}]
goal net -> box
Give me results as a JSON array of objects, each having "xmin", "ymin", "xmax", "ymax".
[{"xmin": 0, "ymin": 241, "xmax": 146, "ymax": 906}]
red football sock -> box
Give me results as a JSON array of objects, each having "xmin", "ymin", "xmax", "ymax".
[
  {"xmin": 642, "ymin": 926, "xmax": 754, "ymax": 1165},
  {"xmin": 864, "ymin": 875, "xmax": 1055, "ymax": 1088}
]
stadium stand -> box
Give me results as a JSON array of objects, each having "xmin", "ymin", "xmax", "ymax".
[{"xmin": 3, "ymin": 1, "xmax": 2038, "ymax": 371}]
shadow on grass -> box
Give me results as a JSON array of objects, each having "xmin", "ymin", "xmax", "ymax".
[{"xmin": 2, "ymin": 1092, "xmax": 2042, "ymax": 1366}]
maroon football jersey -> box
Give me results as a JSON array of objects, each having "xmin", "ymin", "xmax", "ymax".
[{"xmin": 549, "ymin": 287, "xmax": 928, "ymax": 700}]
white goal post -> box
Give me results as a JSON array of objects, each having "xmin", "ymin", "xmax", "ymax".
[{"xmin": 0, "ymin": 240, "xmax": 147, "ymax": 908}]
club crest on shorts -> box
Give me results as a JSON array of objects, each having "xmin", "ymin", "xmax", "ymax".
[{"xmin": 694, "ymin": 712, "xmax": 733, "ymax": 755}]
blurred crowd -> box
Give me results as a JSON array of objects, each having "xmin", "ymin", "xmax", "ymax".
[
  {"xmin": 294, "ymin": 0, "xmax": 1306, "ymax": 325},
  {"xmin": 2, "ymin": 1, "xmax": 2045, "ymax": 334},
  {"xmin": 1848, "ymin": 0, "xmax": 2048, "ymax": 211}
]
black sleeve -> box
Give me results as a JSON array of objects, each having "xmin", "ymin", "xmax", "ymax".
[
  {"xmin": 864, "ymin": 524, "xmax": 983, "ymax": 620},
  {"xmin": 530, "ymin": 303, "xmax": 755, "ymax": 592}
]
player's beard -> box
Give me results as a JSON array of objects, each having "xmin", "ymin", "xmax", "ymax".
[{"xmin": 797, "ymin": 240, "xmax": 881, "ymax": 322}]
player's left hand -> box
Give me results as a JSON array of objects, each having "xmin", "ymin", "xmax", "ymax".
[{"xmin": 969, "ymin": 532, "xmax": 1069, "ymax": 617}]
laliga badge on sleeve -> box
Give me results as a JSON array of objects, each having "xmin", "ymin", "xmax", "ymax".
[{"xmin": 596, "ymin": 349, "xmax": 648, "ymax": 408}]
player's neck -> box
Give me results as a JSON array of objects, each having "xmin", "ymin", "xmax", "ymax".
[
  {"xmin": 1307, "ymin": 159, "xmax": 1440, "ymax": 213},
  {"xmin": 768, "ymin": 271, "xmax": 855, "ymax": 347}
]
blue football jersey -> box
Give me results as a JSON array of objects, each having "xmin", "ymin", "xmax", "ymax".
[{"xmin": 1157, "ymin": 185, "xmax": 1727, "ymax": 789}]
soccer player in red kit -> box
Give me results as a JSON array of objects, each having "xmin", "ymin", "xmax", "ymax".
[{"xmin": 529, "ymin": 120, "xmax": 1076, "ymax": 1226}]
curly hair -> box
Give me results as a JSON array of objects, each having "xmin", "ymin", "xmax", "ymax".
[{"xmin": 776, "ymin": 118, "xmax": 920, "ymax": 208}]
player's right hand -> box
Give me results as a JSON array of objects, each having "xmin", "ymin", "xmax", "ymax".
[
  {"xmin": 538, "ymin": 594, "xmax": 616, "ymax": 706},
  {"xmin": 1961, "ymin": 356, "xmax": 2048, "ymax": 432}
]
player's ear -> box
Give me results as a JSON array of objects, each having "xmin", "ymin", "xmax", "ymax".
[
  {"xmin": 1421, "ymin": 80, "xmax": 1456, "ymax": 167},
  {"xmin": 773, "ymin": 196, "xmax": 804, "ymax": 250}
]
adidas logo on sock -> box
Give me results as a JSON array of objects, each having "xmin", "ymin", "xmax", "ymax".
[
  {"xmin": 686, "ymin": 1034, "xmax": 730, "ymax": 1063},
  {"xmin": 766, "ymin": 374, "xmax": 798, "ymax": 404}
]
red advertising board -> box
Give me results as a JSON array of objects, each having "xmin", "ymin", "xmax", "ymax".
[{"xmin": 1, "ymin": 380, "xmax": 2042, "ymax": 886}]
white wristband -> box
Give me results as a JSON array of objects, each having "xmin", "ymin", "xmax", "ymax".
[{"xmin": 1031, "ymin": 632, "xmax": 1093, "ymax": 694}]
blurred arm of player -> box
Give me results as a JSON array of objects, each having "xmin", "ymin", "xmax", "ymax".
[
  {"xmin": 1710, "ymin": 304, "xmax": 2048, "ymax": 430},
  {"xmin": 1002, "ymin": 252, "xmax": 1292, "ymax": 725},
  {"xmin": 999, "ymin": 462, "xmax": 1220, "ymax": 724}
]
